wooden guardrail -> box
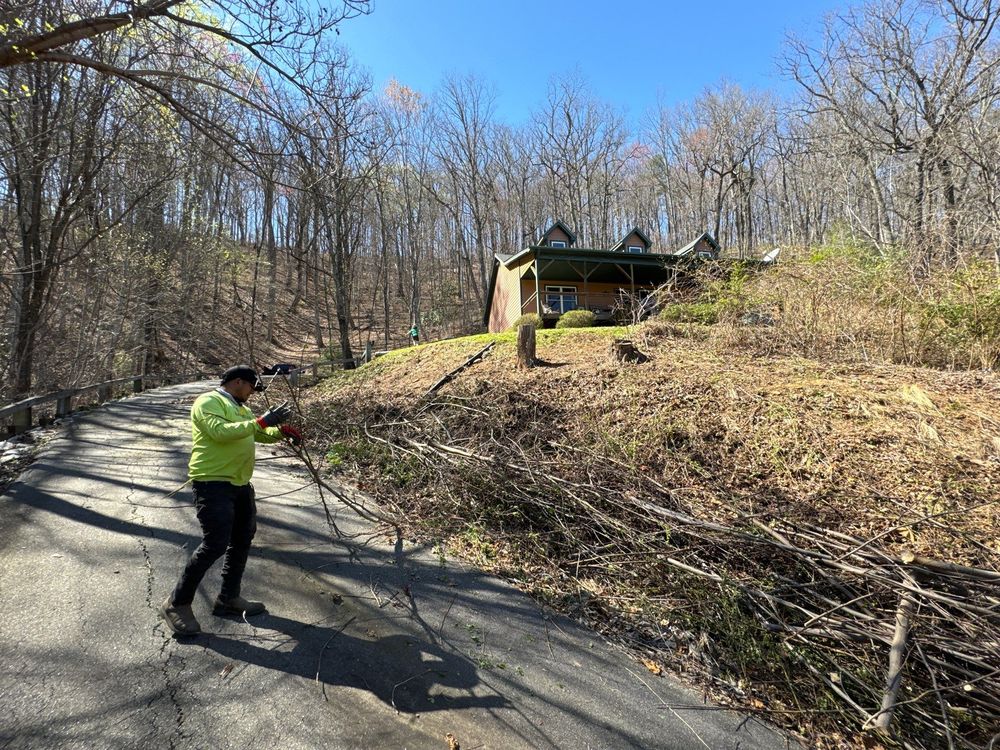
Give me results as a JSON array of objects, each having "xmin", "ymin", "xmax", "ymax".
[
  {"xmin": 0, "ymin": 344, "xmax": 377, "ymax": 437},
  {"xmin": 0, "ymin": 372, "xmax": 204, "ymax": 436}
]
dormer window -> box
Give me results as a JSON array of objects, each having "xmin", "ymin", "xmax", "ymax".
[
  {"xmin": 611, "ymin": 227, "xmax": 653, "ymax": 254},
  {"xmin": 538, "ymin": 220, "xmax": 577, "ymax": 248}
]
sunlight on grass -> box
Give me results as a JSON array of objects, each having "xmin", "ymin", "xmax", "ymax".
[{"xmin": 364, "ymin": 326, "xmax": 630, "ymax": 365}]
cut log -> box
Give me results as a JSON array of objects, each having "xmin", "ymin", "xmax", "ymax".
[{"xmin": 517, "ymin": 324, "xmax": 536, "ymax": 368}]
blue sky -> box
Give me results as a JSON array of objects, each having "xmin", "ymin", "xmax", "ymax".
[{"xmin": 338, "ymin": 0, "xmax": 841, "ymax": 126}]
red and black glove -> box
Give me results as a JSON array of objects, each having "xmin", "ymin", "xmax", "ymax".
[
  {"xmin": 256, "ymin": 401, "xmax": 293, "ymax": 429},
  {"xmin": 279, "ymin": 424, "xmax": 303, "ymax": 445}
]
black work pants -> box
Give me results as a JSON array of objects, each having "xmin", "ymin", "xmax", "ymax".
[{"xmin": 170, "ymin": 481, "xmax": 257, "ymax": 606}]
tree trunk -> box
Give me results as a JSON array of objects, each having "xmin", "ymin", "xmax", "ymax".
[
  {"xmin": 262, "ymin": 177, "xmax": 278, "ymax": 344},
  {"xmin": 517, "ymin": 323, "xmax": 536, "ymax": 368}
]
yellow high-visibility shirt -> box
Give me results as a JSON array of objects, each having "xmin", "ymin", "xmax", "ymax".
[{"xmin": 188, "ymin": 390, "xmax": 282, "ymax": 486}]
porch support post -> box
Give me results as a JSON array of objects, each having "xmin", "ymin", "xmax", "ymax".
[
  {"xmin": 630, "ymin": 263, "xmax": 635, "ymax": 297},
  {"xmin": 583, "ymin": 260, "xmax": 589, "ymax": 310},
  {"xmin": 534, "ymin": 253, "xmax": 541, "ymax": 315}
]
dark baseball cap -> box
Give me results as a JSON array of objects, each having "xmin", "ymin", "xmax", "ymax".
[{"xmin": 220, "ymin": 365, "xmax": 266, "ymax": 391}]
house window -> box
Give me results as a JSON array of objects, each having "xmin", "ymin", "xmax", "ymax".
[
  {"xmin": 626, "ymin": 245, "xmax": 644, "ymax": 254},
  {"xmin": 545, "ymin": 285, "xmax": 578, "ymax": 313},
  {"xmin": 549, "ymin": 240, "xmax": 567, "ymax": 248},
  {"xmin": 697, "ymin": 250, "xmax": 714, "ymax": 259}
]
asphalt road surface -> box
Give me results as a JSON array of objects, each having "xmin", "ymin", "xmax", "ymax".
[{"xmin": 0, "ymin": 382, "xmax": 790, "ymax": 749}]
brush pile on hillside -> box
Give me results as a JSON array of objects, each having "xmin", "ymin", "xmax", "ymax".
[{"xmin": 303, "ymin": 262, "xmax": 1000, "ymax": 749}]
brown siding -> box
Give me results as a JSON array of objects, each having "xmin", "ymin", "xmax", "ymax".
[
  {"xmin": 542, "ymin": 227, "xmax": 571, "ymax": 247},
  {"xmin": 694, "ymin": 238, "xmax": 717, "ymax": 256},
  {"xmin": 621, "ymin": 231, "xmax": 649, "ymax": 252},
  {"xmin": 488, "ymin": 261, "xmax": 526, "ymax": 333},
  {"xmin": 520, "ymin": 278, "xmax": 538, "ymax": 314}
]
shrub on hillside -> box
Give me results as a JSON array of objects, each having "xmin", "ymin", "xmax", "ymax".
[
  {"xmin": 510, "ymin": 313, "xmax": 543, "ymax": 330},
  {"xmin": 659, "ymin": 302, "xmax": 719, "ymax": 325},
  {"xmin": 917, "ymin": 268, "xmax": 1000, "ymax": 368},
  {"xmin": 716, "ymin": 245, "xmax": 1000, "ymax": 368},
  {"xmin": 555, "ymin": 310, "xmax": 596, "ymax": 328}
]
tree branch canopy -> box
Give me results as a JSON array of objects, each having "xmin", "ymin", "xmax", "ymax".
[{"xmin": 0, "ymin": 0, "xmax": 184, "ymax": 68}]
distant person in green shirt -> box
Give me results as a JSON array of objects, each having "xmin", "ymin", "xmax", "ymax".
[
  {"xmin": 409, "ymin": 325, "xmax": 419, "ymax": 345},
  {"xmin": 159, "ymin": 365, "xmax": 302, "ymax": 636}
]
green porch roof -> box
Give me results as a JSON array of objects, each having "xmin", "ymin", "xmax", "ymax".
[{"xmin": 503, "ymin": 245, "xmax": 685, "ymax": 269}]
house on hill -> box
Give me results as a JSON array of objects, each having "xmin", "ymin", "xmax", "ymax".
[{"xmin": 483, "ymin": 222, "xmax": 721, "ymax": 333}]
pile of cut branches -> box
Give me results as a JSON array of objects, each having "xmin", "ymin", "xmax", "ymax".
[{"xmin": 335, "ymin": 397, "xmax": 999, "ymax": 749}]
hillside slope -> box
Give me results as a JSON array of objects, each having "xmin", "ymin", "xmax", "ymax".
[{"xmin": 302, "ymin": 324, "xmax": 1000, "ymax": 748}]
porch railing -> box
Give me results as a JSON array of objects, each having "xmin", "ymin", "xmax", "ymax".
[{"xmin": 531, "ymin": 291, "xmax": 654, "ymax": 316}]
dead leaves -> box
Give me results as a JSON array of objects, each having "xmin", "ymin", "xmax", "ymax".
[
  {"xmin": 445, "ymin": 732, "xmax": 460, "ymax": 750},
  {"xmin": 642, "ymin": 658, "xmax": 662, "ymax": 676}
]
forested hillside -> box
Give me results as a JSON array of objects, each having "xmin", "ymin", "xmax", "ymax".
[{"xmin": 3, "ymin": 0, "xmax": 1000, "ymax": 402}]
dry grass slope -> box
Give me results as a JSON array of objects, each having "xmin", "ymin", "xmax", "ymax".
[{"xmin": 303, "ymin": 267, "xmax": 1000, "ymax": 749}]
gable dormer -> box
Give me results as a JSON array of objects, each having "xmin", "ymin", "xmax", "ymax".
[
  {"xmin": 539, "ymin": 220, "xmax": 577, "ymax": 248},
  {"xmin": 674, "ymin": 231, "xmax": 721, "ymax": 258},
  {"xmin": 610, "ymin": 227, "xmax": 653, "ymax": 254}
]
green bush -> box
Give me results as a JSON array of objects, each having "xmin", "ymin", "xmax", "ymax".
[
  {"xmin": 555, "ymin": 309, "xmax": 596, "ymax": 328},
  {"xmin": 510, "ymin": 313, "xmax": 543, "ymax": 330},
  {"xmin": 659, "ymin": 302, "xmax": 719, "ymax": 325},
  {"xmin": 918, "ymin": 272, "xmax": 1000, "ymax": 367}
]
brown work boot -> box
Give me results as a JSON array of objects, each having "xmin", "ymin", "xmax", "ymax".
[
  {"xmin": 159, "ymin": 597, "xmax": 201, "ymax": 636},
  {"xmin": 213, "ymin": 595, "xmax": 266, "ymax": 616}
]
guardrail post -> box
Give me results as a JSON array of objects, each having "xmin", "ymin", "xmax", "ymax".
[
  {"xmin": 97, "ymin": 384, "xmax": 111, "ymax": 403},
  {"xmin": 290, "ymin": 370, "xmax": 300, "ymax": 387},
  {"xmin": 311, "ymin": 363, "xmax": 318, "ymax": 380},
  {"xmin": 56, "ymin": 396, "xmax": 73, "ymax": 418},
  {"xmin": 133, "ymin": 377, "xmax": 143, "ymax": 394},
  {"xmin": 363, "ymin": 341, "xmax": 373, "ymax": 364},
  {"xmin": 12, "ymin": 407, "xmax": 31, "ymax": 434}
]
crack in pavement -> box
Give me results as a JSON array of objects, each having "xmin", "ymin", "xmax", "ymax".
[{"xmin": 123, "ymin": 439, "xmax": 189, "ymax": 748}]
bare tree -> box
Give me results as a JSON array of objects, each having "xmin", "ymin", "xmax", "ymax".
[{"xmin": 785, "ymin": 0, "xmax": 1000, "ymax": 268}]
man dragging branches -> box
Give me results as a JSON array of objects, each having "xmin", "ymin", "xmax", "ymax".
[{"xmin": 160, "ymin": 366, "xmax": 302, "ymax": 636}]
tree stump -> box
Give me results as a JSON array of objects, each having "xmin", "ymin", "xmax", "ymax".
[
  {"xmin": 517, "ymin": 324, "xmax": 536, "ymax": 368},
  {"xmin": 610, "ymin": 338, "xmax": 648, "ymax": 364}
]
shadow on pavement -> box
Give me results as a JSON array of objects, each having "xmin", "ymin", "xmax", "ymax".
[{"xmin": 194, "ymin": 613, "xmax": 511, "ymax": 714}]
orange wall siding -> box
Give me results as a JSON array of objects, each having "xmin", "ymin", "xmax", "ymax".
[{"xmin": 488, "ymin": 262, "xmax": 525, "ymax": 333}]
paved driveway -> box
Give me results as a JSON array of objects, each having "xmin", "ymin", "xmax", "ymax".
[{"xmin": 0, "ymin": 382, "xmax": 789, "ymax": 749}]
